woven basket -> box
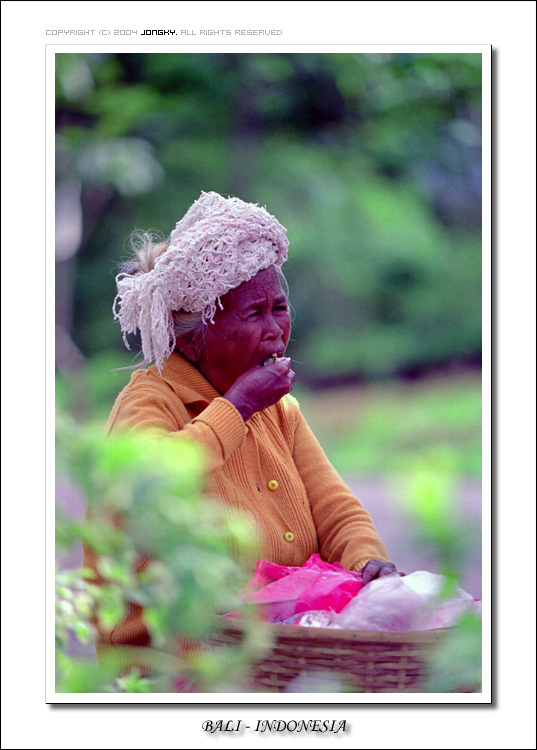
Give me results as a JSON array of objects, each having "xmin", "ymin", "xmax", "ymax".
[{"xmin": 209, "ymin": 619, "xmax": 447, "ymax": 693}]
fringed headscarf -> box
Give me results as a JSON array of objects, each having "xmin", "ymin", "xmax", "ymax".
[{"xmin": 113, "ymin": 191, "xmax": 289, "ymax": 372}]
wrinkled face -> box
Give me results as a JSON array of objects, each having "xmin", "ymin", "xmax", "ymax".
[{"xmin": 196, "ymin": 266, "xmax": 291, "ymax": 394}]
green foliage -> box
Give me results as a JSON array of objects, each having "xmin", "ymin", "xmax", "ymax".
[
  {"xmin": 56, "ymin": 52, "xmax": 482, "ymax": 384},
  {"xmin": 297, "ymin": 374, "xmax": 482, "ymax": 477},
  {"xmin": 395, "ymin": 449, "xmax": 482, "ymax": 692},
  {"xmin": 425, "ymin": 612, "xmax": 482, "ymax": 693},
  {"xmin": 55, "ymin": 412, "xmax": 266, "ymax": 693},
  {"xmin": 116, "ymin": 669, "xmax": 153, "ymax": 693}
]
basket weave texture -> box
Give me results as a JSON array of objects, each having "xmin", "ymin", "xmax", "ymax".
[{"xmin": 209, "ymin": 620, "xmax": 447, "ymax": 693}]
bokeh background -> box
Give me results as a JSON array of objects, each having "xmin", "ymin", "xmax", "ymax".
[{"xmin": 55, "ymin": 52, "xmax": 482, "ymax": 596}]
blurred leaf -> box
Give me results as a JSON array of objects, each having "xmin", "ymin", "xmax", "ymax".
[
  {"xmin": 426, "ymin": 612, "xmax": 482, "ymax": 693},
  {"xmin": 56, "ymin": 656, "xmax": 117, "ymax": 694},
  {"xmin": 56, "ymin": 413, "xmax": 256, "ymax": 692},
  {"xmin": 116, "ymin": 669, "xmax": 153, "ymax": 693}
]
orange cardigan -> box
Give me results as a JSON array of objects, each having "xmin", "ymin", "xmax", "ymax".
[{"xmin": 84, "ymin": 352, "xmax": 389, "ymax": 649}]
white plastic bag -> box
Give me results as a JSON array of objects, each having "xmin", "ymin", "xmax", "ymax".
[{"xmin": 335, "ymin": 571, "xmax": 475, "ymax": 631}]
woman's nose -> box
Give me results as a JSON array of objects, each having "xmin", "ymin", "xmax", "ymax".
[{"xmin": 263, "ymin": 314, "xmax": 286, "ymax": 340}]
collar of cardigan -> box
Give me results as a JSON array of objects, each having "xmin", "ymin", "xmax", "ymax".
[{"xmin": 150, "ymin": 351, "xmax": 221, "ymax": 406}]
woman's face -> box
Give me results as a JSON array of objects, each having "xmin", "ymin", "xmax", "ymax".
[{"xmin": 195, "ymin": 266, "xmax": 291, "ymax": 394}]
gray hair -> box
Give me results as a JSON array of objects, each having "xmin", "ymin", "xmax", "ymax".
[{"xmin": 172, "ymin": 309, "xmax": 206, "ymax": 349}]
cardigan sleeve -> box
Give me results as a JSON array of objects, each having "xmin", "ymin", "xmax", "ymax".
[
  {"xmin": 106, "ymin": 384, "xmax": 247, "ymax": 472},
  {"xmin": 290, "ymin": 405, "xmax": 390, "ymax": 572}
]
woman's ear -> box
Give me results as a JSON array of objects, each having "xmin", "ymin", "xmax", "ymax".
[{"xmin": 178, "ymin": 331, "xmax": 202, "ymax": 362}]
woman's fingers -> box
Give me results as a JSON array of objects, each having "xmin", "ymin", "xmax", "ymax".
[
  {"xmin": 225, "ymin": 360, "xmax": 297, "ymax": 419},
  {"xmin": 360, "ymin": 560, "xmax": 383, "ymax": 586},
  {"xmin": 360, "ymin": 559, "xmax": 397, "ymax": 586},
  {"xmin": 286, "ymin": 367, "xmax": 295, "ymax": 392},
  {"xmin": 377, "ymin": 563, "xmax": 397, "ymax": 578},
  {"xmin": 271, "ymin": 358, "xmax": 294, "ymax": 390}
]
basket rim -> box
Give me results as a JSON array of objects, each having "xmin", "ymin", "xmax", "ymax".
[{"xmin": 218, "ymin": 616, "xmax": 448, "ymax": 643}]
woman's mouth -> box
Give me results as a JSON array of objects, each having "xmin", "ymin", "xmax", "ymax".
[{"xmin": 260, "ymin": 352, "xmax": 284, "ymax": 367}]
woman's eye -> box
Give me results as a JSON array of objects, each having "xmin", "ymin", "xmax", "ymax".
[{"xmin": 247, "ymin": 305, "xmax": 287, "ymax": 318}]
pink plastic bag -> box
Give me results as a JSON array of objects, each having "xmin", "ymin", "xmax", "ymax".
[{"xmin": 238, "ymin": 554, "xmax": 362, "ymax": 622}]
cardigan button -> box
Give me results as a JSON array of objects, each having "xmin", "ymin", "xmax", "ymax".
[
  {"xmin": 245, "ymin": 425, "xmax": 249, "ymax": 434},
  {"xmin": 267, "ymin": 479, "xmax": 279, "ymax": 491},
  {"xmin": 283, "ymin": 531, "xmax": 295, "ymax": 543}
]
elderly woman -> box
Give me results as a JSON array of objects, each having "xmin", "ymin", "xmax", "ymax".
[{"xmin": 86, "ymin": 191, "xmax": 396, "ymax": 648}]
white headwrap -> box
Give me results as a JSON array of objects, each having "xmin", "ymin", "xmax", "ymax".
[{"xmin": 113, "ymin": 191, "xmax": 289, "ymax": 371}]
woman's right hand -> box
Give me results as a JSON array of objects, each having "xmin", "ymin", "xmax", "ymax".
[{"xmin": 224, "ymin": 357, "xmax": 295, "ymax": 422}]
